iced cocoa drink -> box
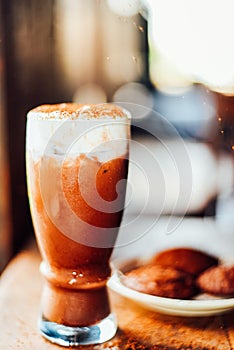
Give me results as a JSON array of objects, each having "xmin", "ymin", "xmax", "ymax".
[{"xmin": 26, "ymin": 103, "xmax": 130, "ymax": 346}]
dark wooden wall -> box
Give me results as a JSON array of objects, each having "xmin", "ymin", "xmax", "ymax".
[{"xmin": 0, "ymin": 0, "xmax": 68, "ymax": 255}]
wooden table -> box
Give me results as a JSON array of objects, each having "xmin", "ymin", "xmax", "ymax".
[{"xmin": 0, "ymin": 249, "xmax": 234, "ymax": 349}]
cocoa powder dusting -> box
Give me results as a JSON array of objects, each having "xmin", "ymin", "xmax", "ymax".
[
  {"xmin": 88, "ymin": 330, "xmax": 208, "ymax": 350},
  {"xmin": 29, "ymin": 103, "xmax": 128, "ymax": 120}
]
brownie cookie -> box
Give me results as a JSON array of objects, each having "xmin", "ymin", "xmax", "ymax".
[
  {"xmin": 151, "ymin": 248, "xmax": 218, "ymax": 276},
  {"xmin": 197, "ymin": 265, "xmax": 234, "ymax": 296},
  {"xmin": 123, "ymin": 264, "xmax": 197, "ymax": 299}
]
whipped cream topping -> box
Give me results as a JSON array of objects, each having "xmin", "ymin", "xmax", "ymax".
[{"xmin": 26, "ymin": 103, "xmax": 130, "ymax": 161}]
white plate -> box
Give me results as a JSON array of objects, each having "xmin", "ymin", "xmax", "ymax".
[
  {"xmin": 109, "ymin": 217, "xmax": 234, "ymax": 317},
  {"xmin": 108, "ymin": 271, "xmax": 234, "ymax": 317}
]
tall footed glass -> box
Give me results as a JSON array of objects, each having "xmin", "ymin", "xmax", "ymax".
[{"xmin": 26, "ymin": 103, "xmax": 130, "ymax": 346}]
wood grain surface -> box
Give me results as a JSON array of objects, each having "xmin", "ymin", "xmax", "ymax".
[{"xmin": 0, "ymin": 250, "xmax": 234, "ymax": 349}]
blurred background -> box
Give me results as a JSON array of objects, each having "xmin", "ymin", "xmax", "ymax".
[{"xmin": 1, "ymin": 0, "xmax": 234, "ymax": 271}]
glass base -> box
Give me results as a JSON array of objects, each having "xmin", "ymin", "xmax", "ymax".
[{"xmin": 39, "ymin": 313, "xmax": 117, "ymax": 347}]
